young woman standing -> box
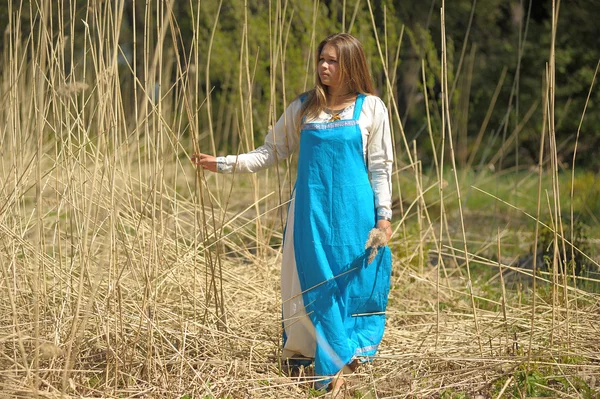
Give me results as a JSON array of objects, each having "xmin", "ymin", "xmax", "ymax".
[{"xmin": 193, "ymin": 33, "xmax": 394, "ymax": 394}]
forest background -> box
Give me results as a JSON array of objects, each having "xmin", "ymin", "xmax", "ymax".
[
  {"xmin": 1, "ymin": 0, "xmax": 600, "ymax": 398},
  {"xmin": 3, "ymin": 0, "xmax": 600, "ymax": 168}
]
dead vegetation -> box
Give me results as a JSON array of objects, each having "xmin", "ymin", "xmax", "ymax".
[{"xmin": 1, "ymin": 0, "xmax": 599, "ymax": 398}]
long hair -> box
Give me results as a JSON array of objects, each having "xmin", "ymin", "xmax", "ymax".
[{"xmin": 297, "ymin": 33, "xmax": 376, "ymax": 130}]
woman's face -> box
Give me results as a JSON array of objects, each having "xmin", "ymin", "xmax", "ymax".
[{"xmin": 318, "ymin": 44, "xmax": 342, "ymax": 90}]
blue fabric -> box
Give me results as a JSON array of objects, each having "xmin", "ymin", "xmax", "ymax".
[{"xmin": 293, "ymin": 94, "xmax": 392, "ymax": 377}]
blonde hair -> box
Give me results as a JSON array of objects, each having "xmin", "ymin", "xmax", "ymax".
[{"xmin": 298, "ymin": 33, "xmax": 375, "ymax": 130}]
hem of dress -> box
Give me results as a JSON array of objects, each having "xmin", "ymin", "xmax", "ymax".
[{"xmin": 354, "ymin": 344, "xmax": 380, "ymax": 358}]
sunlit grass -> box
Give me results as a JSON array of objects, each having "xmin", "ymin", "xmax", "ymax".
[{"xmin": 0, "ymin": 0, "xmax": 598, "ymax": 398}]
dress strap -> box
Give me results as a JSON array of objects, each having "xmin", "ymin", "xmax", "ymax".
[{"xmin": 352, "ymin": 94, "xmax": 366, "ymax": 120}]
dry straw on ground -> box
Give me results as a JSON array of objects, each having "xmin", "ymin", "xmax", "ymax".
[{"xmin": 1, "ymin": 0, "xmax": 599, "ymax": 398}]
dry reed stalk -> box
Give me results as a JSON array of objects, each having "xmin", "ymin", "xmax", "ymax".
[
  {"xmin": 436, "ymin": 24, "xmax": 449, "ymax": 349},
  {"xmin": 190, "ymin": 0, "xmax": 227, "ymax": 332},
  {"xmin": 419, "ymin": 58, "xmax": 449, "ymax": 351},
  {"xmin": 32, "ymin": 0, "xmax": 50, "ymax": 391},
  {"xmin": 547, "ymin": 0, "xmax": 562, "ymax": 350},
  {"xmin": 440, "ymin": 0, "xmax": 484, "ymax": 356},
  {"xmin": 381, "ymin": 14, "xmax": 410, "ymax": 258},
  {"xmin": 1, "ymin": 0, "xmax": 600, "ymax": 398},
  {"xmin": 524, "ymin": 61, "xmax": 549, "ymax": 369},
  {"xmin": 413, "ymin": 143, "xmax": 424, "ymax": 273},
  {"xmin": 569, "ymin": 58, "xmax": 599, "ymax": 319}
]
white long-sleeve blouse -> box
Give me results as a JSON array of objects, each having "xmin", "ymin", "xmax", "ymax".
[{"xmin": 216, "ymin": 95, "xmax": 393, "ymax": 220}]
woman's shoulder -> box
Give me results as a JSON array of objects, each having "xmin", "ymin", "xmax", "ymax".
[
  {"xmin": 361, "ymin": 94, "xmax": 388, "ymax": 114},
  {"xmin": 290, "ymin": 90, "xmax": 317, "ymax": 107},
  {"xmin": 283, "ymin": 94, "xmax": 306, "ymax": 115},
  {"xmin": 294, "ymin": 90, "xmax": 314, "ymax": 104},
  {"xmin": 362, "ymin": 93, "xmax": 386, "ymax": 105}
]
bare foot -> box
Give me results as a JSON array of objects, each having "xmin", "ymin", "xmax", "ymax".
[{"xmin": 328, "ymin": 373, "xmax": 346, "ymax": 398}]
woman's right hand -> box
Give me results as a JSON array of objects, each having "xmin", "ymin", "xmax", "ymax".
[{"xmin": 191, "ymin": 153, "xmax": 218, "ymax": 172}]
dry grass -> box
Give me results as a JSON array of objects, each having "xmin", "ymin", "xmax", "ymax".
[
  {"xmin": 1, "ymin": 0, "xmax": 599, "ymax": 398},
  {"xmin": 0, "ymin": 216, "xmax": 598, "ymax": 398}
]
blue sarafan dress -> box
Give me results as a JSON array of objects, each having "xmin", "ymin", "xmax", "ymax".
[
  {"xmin": 215, "ymin": 94, "xmax": 393, "ymax": 379},
  {"xmin": 288, "ymin": 94, "xmax": 392, "ymax": 377}
]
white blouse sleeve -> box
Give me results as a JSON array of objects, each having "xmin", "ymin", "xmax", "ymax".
[
  {"xmin": 217, "ymin": 99, "xmax": 301, "ymax": 173},
  {"xmin": 366, "ymin": 97, "xmax": 393, "ymax": 220}
]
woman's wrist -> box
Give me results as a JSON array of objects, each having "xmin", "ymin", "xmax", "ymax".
[
  {"xmin": 216, "ymin": 156, "xmax": 233, "ymax": 173},
  {"xmin": 376, "ymin": 208, "xmax": 392, "ymax": 222}
]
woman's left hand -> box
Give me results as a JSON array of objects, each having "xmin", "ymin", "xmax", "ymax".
[{"xmin": 376, "ymin": 219, "xmax": 392, "ymax": 243}]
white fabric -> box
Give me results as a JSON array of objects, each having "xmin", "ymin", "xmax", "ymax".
[
  {"xmin": 217, "ymin": 95, "xmax": 393, "ymax": 218},
  {"xmin": 280, "ymin": 194, "xmax": 317, "ymax": 358}
]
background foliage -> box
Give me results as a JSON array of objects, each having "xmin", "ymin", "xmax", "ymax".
[
  {"xmin": 1, "ymin": 1, "xmax": 599, "ymax": 397},
  {"xmin": 2, "ymin": 0, "xmax": 599, "ymax": 170}
]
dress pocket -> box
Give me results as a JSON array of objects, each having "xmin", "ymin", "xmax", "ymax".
[{"xmin": 347, "ymin": 247, "xmax": 392, "ymax": 316}]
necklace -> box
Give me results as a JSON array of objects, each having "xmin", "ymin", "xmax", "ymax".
[
  {"xmin": 328, "ymin": 108, "xmax": 344, "ymax": 122},
  {"xmin": 325, "ymin": 104, "xmax": 353, "ymax": 122}
]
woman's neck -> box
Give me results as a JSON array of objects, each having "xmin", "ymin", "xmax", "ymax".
[
  {"xmin": 326, "ymin": 87, "xmax": 356, "ymax": 109},
  {"xmin": 327, "ymin": 85, "xmax": 352, "ymax": 97}
]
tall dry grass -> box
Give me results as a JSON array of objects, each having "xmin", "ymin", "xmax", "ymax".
[{"xmin": 0, "ymin": 0, "xmax": 599, "ymax": 398}]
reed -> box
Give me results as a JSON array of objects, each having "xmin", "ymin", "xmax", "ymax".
[{"xmin": 0, "ymin": 0, "xmax": 598, "ymax": 398}]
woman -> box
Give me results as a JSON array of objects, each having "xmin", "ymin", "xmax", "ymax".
[{"xmin": 193, "ymin": 33, "xmax": 393, "ymax": 393}]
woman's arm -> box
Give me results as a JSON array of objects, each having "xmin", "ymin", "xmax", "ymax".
[
  {"xmin": 193, "ymin": 99, "xmax": 301, "ymax": 173},
  {"xmin": 366, "ymin": 97, "xmax": 394, "ymax": 240}
]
